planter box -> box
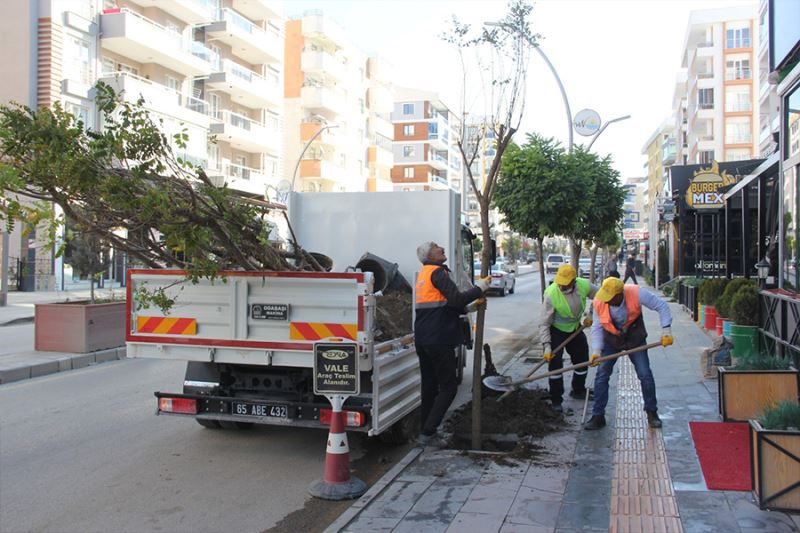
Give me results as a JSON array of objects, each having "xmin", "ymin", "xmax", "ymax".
[
  {"xmin": 718, "ymin": 367, "xmax": 800, "ymax": 421},
  {"xmin": 750, "ymin": 420, "xmax": 800, "ymax": 512},
  {"xmin": 35, "ymin": 301, "xmax": 126, "ymax": 353}
]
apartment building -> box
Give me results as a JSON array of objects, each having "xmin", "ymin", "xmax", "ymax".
[
  {"xmin": 641, "ymin": 119, "xmax": 676, "ymax": 269},
  {"xmin": 390, "ymin": 87, "xmax": 463, "ymax": 195},
  {"xmin": 673, "ymin": 6, "xmax": 761, "ymax": 166},
  {"xmin": 1, "ymin": 0, "xmax": 285, "ymax": 291},
  {"xmin": 756, "ymin": 0, "xmax": 780, "ymax": 157},
  {"xmin": 283, "ymin": 11, "xmax": 393, "ymax": 193}
]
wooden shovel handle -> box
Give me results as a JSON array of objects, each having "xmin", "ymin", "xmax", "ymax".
[{"xmin": 506, "ymin": 341, "xmax": 663, "ymax": 387}]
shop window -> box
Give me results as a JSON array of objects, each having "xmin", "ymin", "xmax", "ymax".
[{"xmin": 783, "ymin": 164, "xmax": 799, "ymax": 292}]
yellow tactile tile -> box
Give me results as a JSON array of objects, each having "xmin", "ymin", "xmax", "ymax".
[{"xmin": 610, "ymin": 358, "xmax": 683, "ymax": 532}]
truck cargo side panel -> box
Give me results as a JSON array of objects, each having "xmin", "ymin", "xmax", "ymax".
[{"xmin": 371, "ymin": 345, "xmax": 420, "ymax": 436}]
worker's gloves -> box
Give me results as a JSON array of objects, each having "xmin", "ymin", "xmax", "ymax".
[
  {"xmin": 589, "ymin": 353, "xmax": 601, "ymax": 367},
  {"xmin": 582, "ymin": 316, "xmax": 593, "ymax": 328},
  {"xmin": 475, "ymin": 276, "xmax": 492, "ymax": 292},
  {"xmin": 543, "ymin": 351, "xmax": 554, "ymax": 363},
  {"xmin": 475, "ymin": 297, "xmax": 487, "ymax": 306},
  {"xmin": 661, "ymin": 326, "xmax": 674, "ymax": 347}
]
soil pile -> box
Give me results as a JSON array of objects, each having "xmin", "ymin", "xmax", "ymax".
[
  {"xmin": 445, "ymin": 389, "xmax": 564, "ymax": 438},
  {"xmin": 374, "ymin": 292, "xmax": 412, "ymax": 342}
]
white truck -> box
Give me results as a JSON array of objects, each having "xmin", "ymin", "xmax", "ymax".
[{"xmin": 126, "ymin": 190, "xmax": 476, "ymax": 441}]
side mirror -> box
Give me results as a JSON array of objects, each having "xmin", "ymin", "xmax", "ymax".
[{"xmin": 490, "ymin": 239, "xmax": 497, "ymax": 265}]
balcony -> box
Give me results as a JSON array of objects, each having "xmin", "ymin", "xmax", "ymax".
[
  {"xmin": 100, "ymin": 9, "xmax": 214, "ymax": 76},
  {"xmin": 725, "ymin": 68, "xmax": 752, "ymax": 81},
  {"xmin": 301, "ymin": 50, "xmax": 346, "ymax": 81},
  {"xmin": 428, "ymin": 133, "xmax": 448, "ymax": 151},
  {"xmin": 428, "ymin": 174, "xmax": 450, "ymax": 190},
  {"xmin": 206, "ymin": 8, "xmax": 282, "ymax": 65},
  {"xmin": 368, "ymin": 146, "xmax": 393, "ymax": 168},
  {"xmin": 300, "ymin": 122, "xmax": 341, "ymax": 146},
  {"xmin": 209, "ymin": 110, "xmax": 279, "ymax": 154},
  {"xmin": 98, "ymin": 72, "xmax": 209, "ymax": 127},
  {"xmin": 302, "ymin": 11, "xmax": 346, "ymax": 50},
  {"xmin": 232, "ymin": 0, "xmax": 283, "ymax": 22},
  {"xmin": 125, "ymin": 0, "xmax": 216, "ymax": 24},
  {"xmin": 661, "ymin": 141, "xmax": 677, "ymax": 165},
  {"xmin": 428, "ymin": 150, "xmax": 448, "ymax": 171},
  {"xmin": 300, "ymin": 85, "xmax": 345, "ymax": 120},
  {"xmin": 298, "ymin": 158, "xmax": 348, "ymax": 182},
  {"xmin": 218, "ymin": 162, "xmax": 274, "ymax": 196},
  {"xmin": 206, "ymin": 59, "xmax": 281, "ymax": 109},
  {"xmin": 725, "ymin": 134, "xmax": 753, "ymax": 145},
  {"xmin": 367, "ymin": 85, "xmax": 393, "ymax": 114}
]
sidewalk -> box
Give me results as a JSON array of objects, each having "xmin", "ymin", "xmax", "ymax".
[
  {"xmin": 326, "ymin": 283, "xmax": 800, "ymax": 532},
  {"xmin": 0, "ymin": 287, "xmax": 127, "ymax": 384}
]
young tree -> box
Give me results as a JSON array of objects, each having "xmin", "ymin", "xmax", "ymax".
[
  {"xmin": 443, "ymin": 0, "xmax": 538, "ymax": 449},
  {"xmin": 65, "ymin": 229, "xmax": 111, "ymax": 302}
]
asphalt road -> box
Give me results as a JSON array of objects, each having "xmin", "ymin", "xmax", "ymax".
[{"xmin": 0, "ymin": 268, "xmax": 543, "ymax": 533}]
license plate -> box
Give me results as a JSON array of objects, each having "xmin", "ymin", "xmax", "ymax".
[{"xmin": 232, "ymin": 401, "xmax": 287, "ymax": 418}]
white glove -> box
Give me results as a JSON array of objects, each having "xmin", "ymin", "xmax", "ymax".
[{"xmin": 475, "ymin": 278, "xmax": 490, "ymax": 292}]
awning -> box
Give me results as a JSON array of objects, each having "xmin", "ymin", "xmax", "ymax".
[{"xmin": 723, "ymin": 153, "xmax": 780, "ymax": 200}]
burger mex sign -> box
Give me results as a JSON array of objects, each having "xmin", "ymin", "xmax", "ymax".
[{"xmin": 685, "ymin": 161, "xmax": 739, "ymax": 210}]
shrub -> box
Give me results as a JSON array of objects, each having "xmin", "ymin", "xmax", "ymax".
[
  {"xmin": 717, "ymin": 278, "xmax": 757, "ymax": 319},
  {"xmin": 760, "ymin": 401, "xmax": 800, "ymax": 430},
  {"xmin": 729, "ymin": 352, "xmax": 792, "ymax": 371},
  {"xmin": 730, "ymin": 283, "xmax": 760, "ymax": 326},
  {"xmin": 662, "ymin": 285, "xmax": 673, "ymax": 297},
  {"xmin": 698, "ymin": 278, "xmax": 729, "ymax": 306}
]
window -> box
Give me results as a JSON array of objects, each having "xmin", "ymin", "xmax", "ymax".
[
  {"xmin": 118, "ymin": 62, "xmax": 138, "ymax": 76},
  {"xmin": 698, "ymin": 150, "xmax": 714, "ymax": 164},
  {"xmin": 65, "ymin": 102, "xmax": 90, "ymax": 128},
  {"xmin": 402, "ymin": 103, "xmax": 414, "ymax": 115},
  {"xmin": 68, "ymin": 37, "xmax": 91, "ymax": 84},
  {"xmin": 264, "ymin": 156, "xmax": 277, "ymax": 178},
  {"xmin": 698, "ymin": 88, "xmax": 714, "ymax": 110},
  {"xmin": 725, "ymin": 57, "xmax": 751, "ymax": 80},
  {"xmin": 725, "ymin": 117, "xmax": 752, "ymax": 144},
  {"xmin": 404, "ymin": 167, "xmax": 414, "ymax": 178},
  {"xmin": 403, "ymin": 125, "xmax": 415, "ymax": 136},
  {"xmin": 782, "ymin": 164, "xmax": 799, "ymax": 291},
  {"xmin": 428, "ymin": 122, "xmax": 438, "ymax": 138},
  {"xmin": 725, "ymin": 86, "xmax": 751, "ymax": 112},
  {"xmin": 786, "ymin": 85, "xmax": 800, "ymax": 159},
  {"xmin": 726, "ymin": 27, "xmax": 751, "ymax": 48},
  {"xmin": 403, "ymin": 145, "xmax": 415, "ymax": 157},
  {"xmin": 101, "ymin": 58, "xmax": 115, "ymax": 75},
  {"xmin": 208, "ymin": 143, "xmax": 219, "ymax": 170},
  {"xmin": 725, "ymin": 149, "xmax": 751, "ymax": 161},
  {"xmin": 166, "ymin": 76, "xmax": 179, "ymax": 93}
]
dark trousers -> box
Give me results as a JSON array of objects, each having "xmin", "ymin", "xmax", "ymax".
[
  {"xmin": 591, "ymin": 340, "xmax": 657, "ymax": 416},
  {"xmin": 623, "ymin": 268, "xmax": 638, "ymax": 285},
  {"xmin": 548, "ymin": 327, "xmax": 589, "ymax": 405},
  {"xmin": 416, "ymin": 344, "xmax": 458, "ymax": 435}
]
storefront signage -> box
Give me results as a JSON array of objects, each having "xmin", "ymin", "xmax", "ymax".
[
  {"xmin": 623, "ymin": 228, "xmax": 648, "ymax": 240},
  {"xmin": 685, "ymin": 161, "xmax": 739, "ymax": 210}
]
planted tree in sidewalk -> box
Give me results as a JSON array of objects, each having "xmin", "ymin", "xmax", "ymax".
[
  {"xmin": 443, "ymin": 0, "xmax": 537, "ymax": 449},
  {"xmin": 0, "ymin": 83, "xmax": 324, "ymax": 311},
  {"xmin": 65, "ymin": 228, "xmax": 111, "ymax": 303}
]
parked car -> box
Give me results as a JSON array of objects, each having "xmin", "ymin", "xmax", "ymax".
[
  {"xmin": 495, "ymin": 257, "xmax": 518, "ymax": 275},
  {"xmin": 545, "ymin": 254, "xmax": 565, "ymax": 274},
  {"xmin": 578, "ymin": 258, "xmax": 601, "ymax": 279},
  {"xmin": 475, "ymin": 262, "xmax": 515, "ymax": 296},
  {"xmin": 526, "ymin": 253, "xmax": 537, "ymax": 264}
]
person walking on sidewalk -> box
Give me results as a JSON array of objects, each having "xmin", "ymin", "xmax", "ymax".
[
  {"xmin": 623, "ymin": 253, "xmax": 638, "ymax": 285},
  {"xmin": 605, "ymin": 254, "xmax": 619, "ymax": 279},
  {"xmin": 414, "ymin": 241, "xmax": 490, "ymax": 445},
  {"xmin": 539, "ymin": 264, "xmax": 598, "ymax": 412},
  {"xmin": 584, "ymin": 277, "xmax": 673, "ymax": 430}
]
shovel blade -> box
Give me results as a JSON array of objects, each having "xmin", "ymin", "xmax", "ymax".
[{"xmin": 482, "ymin": 374, "xmax": 515, "ymax": 392}]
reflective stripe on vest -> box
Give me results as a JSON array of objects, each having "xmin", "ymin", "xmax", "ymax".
[
  {"xmin": 545, "ymin": 278, "xmax": 591, "ymax": 333},
  {"xmin": 415, "ymin": 264, "xmax": 448, "ymax": 310},
  {"xmin": 593, "ymin": 285, "xmax": 641, "ymax": 335}
]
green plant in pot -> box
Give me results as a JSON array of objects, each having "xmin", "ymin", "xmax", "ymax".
[
  {"xmin": 760, "ymin": 400, "xmax": 800, "ymax": 430},
  {"xmin": 730, "ymin": 283, "xmax": 760, "ymax": 358},
  {"xmin": 716, "ymin": 278, "xmax": 756, "ymax": 319},
  {"xmin": 750, "ymin": 399, "xmax": 800, "ymax": 511},
  {"xmin": 728, "ymin": 352, "xmax": 792, "ymax": 371}
]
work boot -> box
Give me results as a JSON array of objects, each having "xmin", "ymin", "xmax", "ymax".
[
  {"xmin": 569, "ymin": 389, "xmax": 594, "ymax": 400},
  {"xmin": 646, "ymin": 410, "xmax": 662, "ymax": 428},
  {"xmin": 583, "ymin": 415, "xmax": 606, "ymax": 430},
  {"xmin": 416, "ymin": 432, "xmax": 448, "ymax": 448},
  {"xmin": 550, "ymin": 402, "xmax": 563, "ymax": 413}
]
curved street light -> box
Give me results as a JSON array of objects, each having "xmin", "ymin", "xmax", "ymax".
[
  {"xmin": 290, "ymin": 123, "xmax": 339, "ymax": 193},
  {"xmin": 587, "ymin": 114, "xmax": 632, "ymax": 151}
]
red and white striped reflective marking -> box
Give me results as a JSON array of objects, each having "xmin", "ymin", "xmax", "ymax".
[
  {"xmin": 326, "ymin": 432, "xmax": 350, "ymax": 454},
  {"xmin": 289, "ymin": 322, "xmax": 357, "ymax": 341},
  {"xmin": 137, "ymin": 316, "xmax": 197, "ymax": 335}
]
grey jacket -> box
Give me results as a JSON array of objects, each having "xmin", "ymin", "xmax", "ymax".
[{"xmin": 538, "ymin": 282, "xmax": 599, "ymax": 350}]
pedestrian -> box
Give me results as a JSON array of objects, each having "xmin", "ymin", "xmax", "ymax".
[
  {"xmin": 414, "ymin": 241, "xmax": 490, "ymax": 445},
  {"xmin": 539, "ymin": 264, "xmax": 598, "ymax": 412},
  {"xmin": 583, "ymin": 277, "xmax": 673, "ymax": 430},
  {"xmin": 623, "ymin": 253, "xmax": 638, "ymax": 284},
  {"xmin": 605, "ymin": 254, "xmax": 618, "ymax": 278}
]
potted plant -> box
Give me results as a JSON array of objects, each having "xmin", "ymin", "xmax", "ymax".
[
  {"xmin": 719, "ymin": 352, "xmax": 799, "ymax": 421},
  {"xmin": 698, "ymin": 278, "xmax": 729, "ymax": 332},
  {"xmin": 715, "ymin": 278, "xmax": 756, "ymax": 339},
  {"xmin": 730, "ymin": 284, "xmax": 761, "ymax": 358},
  {"xmin": 750, "ymin": 401, "xmax": 800, "ymax": 512}
]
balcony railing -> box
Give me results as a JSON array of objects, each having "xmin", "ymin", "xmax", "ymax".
[
  {"xmin": 698, "ymin": 102, "xmax": 715, "ymax": 110},
  {"xmin": 214, "ymin": 109, "xmax": 262, "ymax": 131},
  {"xmin": 725, "ymin": 102, "xmax": 752, "ymax": 112},
  {"xmin": 725, "ymin": 134, "xmax": 753, "ymax": 144},
  {"xmin": 697, "ymin": 41, "xmax": 714, "ymax": 48},
  {"xmin": 191, "ymin": 40, "xmax": 219, "ymax": 68},
  {"xmin": 725, "ymin": 68, "xmax": 752, "ymax": 81},
  {"xmin": 100, "ymin": 71, "xmax": 209, "ymax": 116}
]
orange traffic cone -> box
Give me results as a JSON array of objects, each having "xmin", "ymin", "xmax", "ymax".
[{"xmin": 308, "ymin": 408, "xmax": 367, "ymax": 500}]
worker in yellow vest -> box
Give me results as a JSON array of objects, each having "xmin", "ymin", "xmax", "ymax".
[
  {"xmin": 538, "ymin": 264, "xmax": 599, "ymax": 412},
  {"xmin": 414, "ymin": 241, "xmax": 490, "ymax": 446},
  {"xmin": 584, "ymin": 277, "xmax": 673, "ymax": 430}
]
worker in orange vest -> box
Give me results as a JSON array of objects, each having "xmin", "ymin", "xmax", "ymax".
[
  {"xmin": 414, "ymin": 241, "xmax": 490, "ymax": 446},
  {"xmin": 584, "ymin": 277, "xmax": 673, "ymax": 430}
]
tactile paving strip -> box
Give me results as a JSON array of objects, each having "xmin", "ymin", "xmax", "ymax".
[{"xmin": 610, "ymin": 358, "xmax": 683, "ymax": 533}]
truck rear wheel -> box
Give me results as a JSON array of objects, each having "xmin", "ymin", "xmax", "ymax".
[{"xmin": 196, "ymin": 418, "xmax": 222, "ymax": 429}]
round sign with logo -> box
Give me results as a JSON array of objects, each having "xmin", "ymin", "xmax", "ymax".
[
  {"xmin": 573, "ymin": 109, "xmax": 601, "ymax": 137},
  {"xmin": 684, "ymin": 161, "xmax": 739, "ymax": 210}
]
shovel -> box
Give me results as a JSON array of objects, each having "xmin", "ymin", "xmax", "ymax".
[
  {"xmin": 483, "ymin": 324, "xmax": 588, "ymax": 396},
  {"xmin": 488, "ymin": 341, "xmax": 664, "ymax": 392}
]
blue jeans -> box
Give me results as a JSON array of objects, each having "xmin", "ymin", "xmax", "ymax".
[{"xmin": 591, "ymin": 340, "xmax": 657, "ymax": 416}]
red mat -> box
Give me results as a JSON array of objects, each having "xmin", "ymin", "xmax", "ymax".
[{"xmin": 689, "ymin": 421, "xmax": 751, "ymax": 491}]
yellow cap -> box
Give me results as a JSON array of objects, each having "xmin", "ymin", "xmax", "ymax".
[
  {"xmin": 596, "ymin": 277, "xmax": 625, "ymax": 303},
  {"xmin": 554, "ymin": 264, "xmax": 577, "ymax": 285}
]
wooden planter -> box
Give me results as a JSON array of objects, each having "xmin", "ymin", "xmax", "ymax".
[
  {"xmin": 718, "ymin": 367, "xmax": 800, "ymax": 421},
  {"xmin": 750, "ymin": 420, "xmax": 800, "ymax": 512},
  {"xmin": 35, "ymin": 301, "xmax": 126, "ymax": 353}
]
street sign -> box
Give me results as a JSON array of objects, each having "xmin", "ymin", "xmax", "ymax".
[
  {"xmin": 623, "ymin": 228, "xmax": 648, "ymax": 240},
  {"xmin": 314, "ymin": 341, "xmax": 359, "ymax": 396},
  {"xmin": 573, "ymin": 109, "xmax": 601, "ymax": 137}
]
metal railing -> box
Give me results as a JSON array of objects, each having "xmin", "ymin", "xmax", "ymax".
[
  {"xmin": 725, "ymin": 134, "xmax": 753, "ymax": 144},
  {"xmin": 100, "ymin": 71, "xmax": 209, "ymax": 116},
  {"xmin": 725, "ymin": 68, "xmax": 752, "ymax": 81},
  {"xmin": 191, "ymin": 40, "xmax": 219, "ymax": 67}
]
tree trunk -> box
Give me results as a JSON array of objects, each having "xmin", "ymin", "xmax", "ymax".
[
  {"xmin": 569, "ymin": 239, "xmax": 581, "ymax": 269},
  {"xmin": 472, "ymin": 202, "xmax": 493, "ymax": 451},
  {"xmin": 537, "ymin": 238, "xmax": 546, "ymax": 302},
  {"xmin": 89, "ymin": 266, "xmax": 95, "ymax": 303},
  {"xmin": 589, "ymin": 245, "xmax": 598, "ymax": 284}
]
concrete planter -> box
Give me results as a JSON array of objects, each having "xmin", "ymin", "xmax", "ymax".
[
  {"xmin": 750, "ymin": 420, "xmax": 800, "ymax": 512},
  {"xmin": 718, "ymin": 366, "xmax": 799, "ymax": 421},
  {"xmin": 35, "ymin": 301, "xmax": 126, "ymax": 353}
]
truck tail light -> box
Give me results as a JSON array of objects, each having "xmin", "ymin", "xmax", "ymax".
[
  {"xmin": 491, "ymin": 273, "xmax": 503, "ymax": 278},
  {"xmin": 159, "ymin": 397, "xmax": 197, "ymax": 414},
  {"xmin": 319, "ymin": 408, "xmax": 366, "ymax": 427}
]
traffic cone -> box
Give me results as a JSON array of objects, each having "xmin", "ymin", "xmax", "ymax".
[{"xmin": 308, "ymin": 409, "xmax": 367, "ymax": 500}]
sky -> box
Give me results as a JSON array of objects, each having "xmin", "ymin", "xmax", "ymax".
[{"xmin": 286, "ymin": 0, "xmax": 758, "ymax": 180}]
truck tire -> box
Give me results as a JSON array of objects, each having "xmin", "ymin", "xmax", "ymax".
[
  {"xmin": 500, "ymin": 284, "xmax": 508, "ymax": 297},
  {"xmin": 455, "ymin": 345, "xmax": 466, "ymax": 384},
  {"xmin": 379, "ymin": 409, "xmax": 420, "ymax": 445},
  {"xmin": 220, "ymin": 421, "xmax": 255, "ymax": 430},
  {"xmin": 196, "ymin": 418, "xmax": 222, "ymax": 429},
  {"xmin": 509, "ymin": 281, "xmax": 515, "ymax": 294}
]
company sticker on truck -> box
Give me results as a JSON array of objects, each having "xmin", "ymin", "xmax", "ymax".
[
  {"xmin": 251, "ymin": 303, "xmax": 289, "ymax": 320},
  {"xmin": 313, "ymin": 341, "xmax": 359, "ymax": 396}
]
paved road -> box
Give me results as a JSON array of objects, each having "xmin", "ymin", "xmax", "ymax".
[{"xmin": 0, "ymin": 270, "xmax": 542, "ymax": 533}]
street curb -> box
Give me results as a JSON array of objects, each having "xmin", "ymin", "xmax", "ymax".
[
  {"xmin": 0, "ymin": 316, "xmax": 35, "ymax": 327},
  {"xmin": 0, "ymin": 346, "xmax": 127, "ymax": 385},
  {"xmin": 323, "ymin": 446, "xmax": 423, "ymax": 533}
]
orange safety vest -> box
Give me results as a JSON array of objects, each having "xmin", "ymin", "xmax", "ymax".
[
  {"xmin": 593, "ymin": 285, "xmax": 641, "ymax": 335},
  {"xmin": 415, "ymin": 264, "xmax": 448, "ymax": 310}
]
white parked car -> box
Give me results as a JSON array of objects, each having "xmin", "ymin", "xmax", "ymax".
[
  {"xmin": 545, "ymin": 254, "xmax": 565, "ymax": 274},
  {"xmin": 475, "ymin": 262, "xmax": 515, "ymax": 297}
]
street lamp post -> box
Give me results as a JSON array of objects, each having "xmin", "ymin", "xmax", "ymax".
[
  {"xmin": 290, "ymin": 124, "xmax": 339, "ymax": 193},
  {"xmin": 587, "ymin": 115, "xmax": 632, "ymax": 151}
]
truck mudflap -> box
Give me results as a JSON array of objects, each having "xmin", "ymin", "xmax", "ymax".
[{"xmin": 155, "ymin": 392, "xmax": 371, "ymax": 431}]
